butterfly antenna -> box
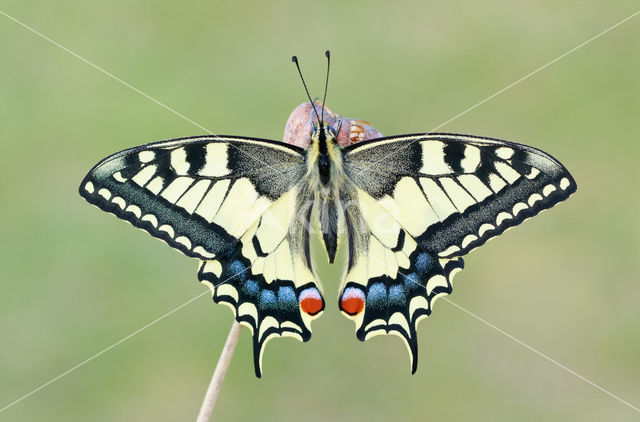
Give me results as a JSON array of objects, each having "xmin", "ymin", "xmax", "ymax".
[
  {"xmin": 292, "ymin": 55, "xmax": 321, "ymax": 126},
  {"xmin": 321, "ymin": 50, "xmax": 330, "ymax": 125}
]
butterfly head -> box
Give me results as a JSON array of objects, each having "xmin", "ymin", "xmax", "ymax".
[{"xmin": 310, "ymin": 120, "xmax": 339, "ymax": 145}]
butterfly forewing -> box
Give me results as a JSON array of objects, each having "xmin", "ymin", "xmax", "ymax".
[
  {"xmin": 343, "ymin": 133, "xmax": 577, "ymax": 258},
  {"xmin": 339, "ymin": 133, "xmax": 576, "ymax": 371},
  {"xmin": 80, "ymin": 136, "xmax": 306, "ymax": 259},
  {"xmin": 80, "ymin": 135, "xmax": 328, "ymax": 377},
  {"xmin": 81, "ymin": 123, "xmax": 576, "ymax": 377}
]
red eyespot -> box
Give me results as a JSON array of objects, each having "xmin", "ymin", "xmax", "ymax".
[
  {"xmin": 340, "ymin": 287, "xmax": 366, "ymax": 316},
  {"xmin": 299, "ymin": 287, "xmax": 324, "ymax": 316}
]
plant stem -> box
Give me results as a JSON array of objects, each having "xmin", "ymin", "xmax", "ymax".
[{"xmin": 196, "ymin": 321, "xmax": 242, "ymax": 422}]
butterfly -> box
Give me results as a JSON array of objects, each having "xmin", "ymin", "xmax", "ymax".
[{"xmin": 79, "ymin": 52, "xmax": 576, "ymax": 377}]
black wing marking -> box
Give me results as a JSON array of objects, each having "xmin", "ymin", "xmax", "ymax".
[
  {"xmin": 80, "ymin": 135, "xmax": 306, "ymax": 260},
  {"xmin": 197, "ymin": 188, "xmax": 324, "ymax": 377},
  {"xmin": 338, "ymin": 186, "xmax": 464, "ymax": 373},
  {"xmin": 343, "ymin": 133, "xmax": 577, "ymax": 258}
]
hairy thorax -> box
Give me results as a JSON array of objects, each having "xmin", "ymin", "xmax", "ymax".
[{"xmin": 291, "ymin": 127, "xmax": 367, "ymax": 266}]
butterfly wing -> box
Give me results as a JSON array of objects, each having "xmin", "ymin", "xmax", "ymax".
[
  {"xmin": 344, "ymin": 133, "xmax": 577, "ymax": 258},
  {"xmin": 339, "ymin": 186, "xmax": 464, "ymax": 373},
  {"xmin": 80, "ymin": 135, "xmax": 324, "ymax": 376},
  {"xmin": 198, "ymin": 186, "xmax": 325, "ymax": 377},
  {"xmin": 341, "ymin": 133, "xmax": 576, "ymax": 371}
]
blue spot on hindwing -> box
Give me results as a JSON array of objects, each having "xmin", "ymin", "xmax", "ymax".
[
  {"xmin": 227, "ymin": 260, "xmax": 247, "ymax": 280},
  {"xmin": 388, "ymin": 284, "xmax": 406, "ymax": 305},
  {"xmin": 277, "ymin": 286, "xmax": 297, "ymax": 312},
  {"xmin": 415, "ymin": 253, "xmax": 433, "ymax": 275},
  {"xmin": 243, "ymin": 279, "xmax": 259, "ymax": 297},
  {"xmin": 403, "ymin": 272, "xmax": 419, "ymax": 290},
  {"xmin": 367, "ymin": 282, "xmax": 387, "ymax": 309},
  {"xmin": 260, "ymin": 289, "xmax": 277, "ymax": 311}
]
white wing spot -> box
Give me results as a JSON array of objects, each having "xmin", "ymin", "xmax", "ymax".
[
  {"xmin": 526, "ymin": 167, "xmax": 540, "ymax": 179},
  {"xmin": 200, "ymin": 143, "xmax": 230, "ymax": 177},
  {"xmin": 84, "ymin": 181, "xmax": 95, "ymax": 193},
  {"xmin": 560, "ymin": 178, "xmax": 570, "ymax": 190},
  {"xmin": 259, "ymin": 316, "xmax": 279, "ymax": 341},
  {"xmin": 496, "ymin": 212, "xmax": 512, "ymax": 226},
  {"xmin": 439, "ymin": 177, "xmax": 476, "ymax": 212},
  {"xmin": 460, "ymin": 145, "xmax": 481, "ymax": 172},
  {"xmin": 132, "ymin": 165, "xmax": 157, "ymax": 186},
  {"xmin": 141, "ymin": 214, "xmax": 158, "ymax": 228},
  {"xmin": 528, "ymin": 193, "xmax": 543, "ymax": 206},
  {"xmin": 513, "ymin": 202, "xmax": 528, "ymax": 216},
  {"xmin": 391, "ymin": 177, "xmax": 439, "ymax": 235},
  {"xmin": 216, "ymin": 284, "xmax": 239, "ymax": 302},
  {"xmin": 461, "ymin": 234, "xmax": 478, "ymax": 249},
  {"xmin": 138, "ymin": 151, "xmax": 155, "ymax": 163},
  {"xmin": 478, "ymin": 223, "xmax": 495, "ymax": 237},
  {"xmin": 146, "ymin": 176, "xmax": 164, "ymax": 194},
  {"xmin": 193, "ymin": 246, "xmax": 215, "ymax": 259},
  {"xmin": 170, "ymin": 148, "xmax": 190, "ymax": 174},
  {"xmin": 439, "ymin": 245, "xmax": 460, "ymax": 257},
  {"xmin": 111, "ymin": 196, "xmax": 126, "ymax": 209},
  {"xmin": 488, "ymin": 173, "xmax": 507, "ymax": 193},
  {"xmin": 125, "ymin": 204, "xmax": 142, "ymax": 218},
  {"xmin": 426, "ymin": 274, "xmax": 448, "ymax": 296},
  {"xmin": 409, "ymin": 296, "xmax": 429, "ymax": 319},
  {"xmin": 421, "ymin": 141, "xmax": 452, "ymax": 175},
  {"xmin": 158, "ymin": 224, "xmax": 175, "ymax": 238},
  {"xmin": 457, "ymin": 174, "xmax": 492, "ymax": 202},
  {"xmin": 195, "ymin": 180, "xmax": 231, "ymax": 223},
  {"xmin": 238, "ymin": 302, "xmax": 258, "ymax": 323},
  {"xmin": 419, "ymin": 178, "xmax": 457, "ymax": 220},
  {"xmin": 175, "ymin": 236, "xmax": 192, "ymax": 249},
  {"xmin": 389, "ymin": 313, "xmax": 411, "ymax": 335},
  {"xmin": 542, "ymin": 184, "xmax": 557, "ymax": 196},
  {"xmin": 494, "ymin": 162, "xmax": 520, "ymax": 184},
  {"xmin": 161, "ymin": 177, "xmax": 193, "ymax": 204},
  {"xmin": 113, "ymin": 171, "xmax": 127, "ymax": 183},
  {"xmin": 176, "ymin": 180, "xmax": 212, "ymax": 214},
  {"xmin": 496, "ymin": 147, "xmax": 514, "ymax": 160},
  {"xmin": 98, "ymin": 188, "xmax": 111, "ymax": 201},
  {"xmin": 201, "ymin": 260, "xmax": 223, "ymax": 277}
]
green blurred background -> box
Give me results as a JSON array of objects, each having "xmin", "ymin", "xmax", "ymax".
[{"xmin": 1, "ymin": 1, "xmax": 639, "ymax": 420}]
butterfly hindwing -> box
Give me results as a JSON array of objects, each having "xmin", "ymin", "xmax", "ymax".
[
  {"xmin": 80, "ymin": 135, "xmax": 327, "ymax": 376},
  {"xmin": 81, "ymin": 128, "xmax": 576, "ymax": 377},
  {"xmin": 344, "ymin": 133, "xmax": 577, "ymax": 259},
  {"xmin": 340, "ymin": 133, "xmax": 575, "ymax": 372},
  {"xmin": 197, "ymin": 188, "xmax": 325, "ymax": 377},
  {"xmin": 79, "ymin": 135, "xmax": 306, "ymax": 259},
  {"xmin": 339, "ymin": 187, "xmax": 464, "ymax": 372}
]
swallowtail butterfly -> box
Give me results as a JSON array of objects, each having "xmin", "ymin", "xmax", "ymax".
[{"xmin": 79, "ymin": 52, "xmax": 576, "ymax": 377}]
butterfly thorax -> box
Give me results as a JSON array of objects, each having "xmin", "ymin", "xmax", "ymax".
[{"xmin": 292, "ymin": 123, "xmax": 364, "ymax": 265}]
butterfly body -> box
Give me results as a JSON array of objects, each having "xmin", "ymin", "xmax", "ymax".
[{"xmin": 80, "ymin": 105, "xmax": 576, "ymax": 377}]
